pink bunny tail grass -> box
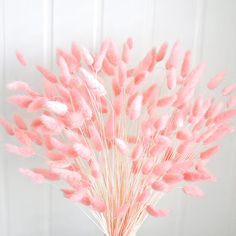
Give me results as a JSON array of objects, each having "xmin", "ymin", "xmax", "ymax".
[
  {"xmin": 1, "ymin": 38, "xmax": 236, "ymax": 236},
  {"xmin": 182, "ymin": 185, "xmax": 204, "ymax": 197},
  {"xmin": 15, "ymin": 50, "xmax": 27, "ymax": 66}
]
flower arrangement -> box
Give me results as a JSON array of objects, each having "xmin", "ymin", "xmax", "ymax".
[{"xmin": 1, "ymin": 38, "xmax": 236, "ymax": 236}]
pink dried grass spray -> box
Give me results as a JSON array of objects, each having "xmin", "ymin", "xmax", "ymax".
[{"xmin": 1, "ymin": 38, "xmax": 236, "ymax": 236}]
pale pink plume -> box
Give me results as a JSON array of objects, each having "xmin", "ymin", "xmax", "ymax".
[
  {"xmin": 147, "ymin": 48, "xmax": 157, "ymax": 72},
  {"xmin": 131, "ymin": 144, "xmax": 143, "ymax": 160},
  {"xmin": 142, "ymin": 159, "xmax": 154, "ymax": 175},
  {"xmin": 9, "ymin": 95, "xmax": 32, "ymax": 108},
  {"xmin": 7, "ymin": 81, "xmax": 28, "ymax": 91},
  {"xmin": 222, "ymin": 82, "xmax": 236, "ymax": 96},
  {"xmin": 207, "ymin": 72, "xmax": 225, "ymax": 90},
  {"xmin": 149, "ymin": 144, "xmax": 166, "ymax": 157},
  {"xmin": 27, "ymin": 97, "xmax": 46, "ymax": 112},
  {"xmin": 36, "ymin": 66, "xmax": 57, "ymax": 83},
  {"xmin": 105, "ymin": 113, "xmax": 117, "ymax": 140},
  {"xmin": 153, "ymin": 161, "xmax": 172, "ymax": 176},
  {"xmin": 137, "ymin": 189, "xmax": 149, "ymax": 203},
  {"xmin": 152, "ymin": 181, "xmax": 170, "ymax": 192},
  {"xmin": 118, "ymin": 61, "xmax": 127, "ymax": 86},
  {"xmin": 88, "ymin": 125, "xmax": 103, "ymax": 151},
  {"xmin": 46, "ymin": 151, "xmax": 65, "ymax": 161},
  {"xmin": 48, "ymin": 159, "xmax": 72, "ymax": 169},
  {"xmin": 81, "ymin": 47, "xmax": 94, "ymax": 66},
  {"xmin": 115, "ymin": 204, "xmax": 130, "ymax": 219},
  {"xmin": 201, "ymin": 126, "xmax": 230, "ymax": 145},
  {"xmin": 40, "ymin": 115, "xmax": 62, "ymax": 131},
  {"xmin": 73, "ymin": 143, "xmax": 91, "ymax": 162},
  {"xmin": 115, "ymin": 138, "xmax": 129, "ymax": 155},
  {"xmin": 19, "ymin": 168, "xmax": 46, "ymax": 184},
  {"xmin": 126, "ymin": 37, "xmax": 133, "ymax": 49},
  {"xmin": 127, "ymin": 94, "xmax": 143, "ymax": 120},
  {"xmin": 0, "ymin": 117, "xmax": 15, "ymax": 135},
  {"xmin": 154, "ymin": 115, "xmax": 169, "ymax": 131},
  {"xmin": 157, "ymin": 95, "xmax": 176, "ymax": 107},
  {"xmin": 89, "ymin": 159, "xmax": 101, "ymax": 178},
  {"xmin": 112, "ymin": 78, "xmax": 121, "ymax": 96},
  {"xmin": 184, "ymin": 63, "xmax": 205, "ymax": 89},
  {"xmin": 91, "ymin": 198, "xmax": 106, "ymax": 213},
  {"xmin": 45, "ymin": 101, "xmax": 68, "ymax": 115},
  {"xmin": 7, "ymin": 81, "xmax": 39, "ymax": 97},
  {"xmin": 166, "ymin": 67, "xmax": 177, "ymax": 89},
  {"xmin": 134, "ymin": 71, "xmax": 148, "ymax": 85},
  {"xmin": 215, "ymin": 109, "xmax": 236, "ymax": 124},
  {"xmin": 80, "ymin": 196, "xmax": 91, "ymax": 206},
  {"xmin": 200, "ymin": 145, "xmax": 220, "ymax": 160},
  {"xmin": 58, "ymin": 56, "xmax": 72, "ymax": 84},
  {"xmin": 5, "ymin": 143, "xmax": 35, "ymax": 158},
  {"xmin": 143, "ymin": 84, "xmax": 159, "ymax": 105},
  {"xmin": 146, "ymin": 205, "xmax": 170, "ymax": 217},
  {"xmin": 176, "ymin": 129, "xmax": 192, "ymax": 140},
  {"xmin": 141, "ymin": 120, "xmax": 155, "ymax": 138},
  {"xmin": 14, "ymin": 114, "xmax": 27, "ymax": 130},
  {"xmin": 103, "ymin": 57, "xmax": 115, "ymax": 75},
  {"xmin": 15, "ymin": 50, "xmax": 27, "ymax": 66},
  {"xmin": 166, "ymin": 41, "xmax": 180, "ymax": 69},
  {"xmin": 64, "ymin": 129, "xmax": 80, "ymax": 143},
  {"xmin": 195, "ymin": 160, "xmax": 208, "ymax": 172},
  {"xmin": 154, "ymin": 135, "xmax": 172, "ymax": 147},
  {"xmin": 53, "ymin": 168, "xmax": 81, "ymax": 181},
  {"xmin": 33, "ymin": 168, "xmax": 59, "ymax": 181},
  {"xmin": 181, "ymin": 50, "xmax": 191, "ymax": 77},
  {"xmin": 163, "ymin": 173, "xmax": 183, "ymax": 184},
  {"xmin": 156, "ymin": 42, "xmax": 168, "ymax": 62},
  {"xmin": 69, "ymin": 192, "xmax": 84, "ymax": 202},
  {"xmin": 44, "ymin": 80, "xmax": 57, "ymax": 99},
  {"xmin": 137, "ymin": 48, "xmax": 156, "ymax": 73},
  {"xmin": 113, "ymin": 94, "xmax": 123, "ymax": 115},
  {"xmin": 171, "ymin": 161, "xmax": 193, "ymax": 173},
  {"xmin": 80, "ymin": 68, "xmax": 107, "ymax": 97},
  {"xmin": 227, "ymin": 95, "xmax": 236, "ymax": 108},
  {"xmin": 26, "ymin": 130, "xmax": 42, "ymax": 145},
  {"xmin": 71, "ymin": 42, "xmax": 81, "ymax": 65},
  {"xmin": 185, "ymin": 168, "xmax": 216, "ymax": 182},
  {"xmin": 57, "ymin": 48, "xmax": 78, "ymax": 74},
  {"xmin": 93, "ymin": 39, "xmax": 110, "ymax": 71},
  {"xmin": 177, "ymin": 141, "xmax": 192, "ymax": 155},
  {"xmin": 183, "ymin": 185, "xmax": 204, "ymax": 197},
  {"xmin": 122, "ymin": 43, "xmax": 130, "ymax": 63},
  {"xmin": 205, "ymin": 102, "xmax": 224, "ymax": 119},
  {"xmin": 106, "ymin": 40, "xmax": 119, "ymax": 66},
  {"xmin": 122, "ymin": 38, "xmax": 133, "ymax": 63},
  {"xmin": 192, "ymin": 96, "xmax": 204, "ymax": 117}
]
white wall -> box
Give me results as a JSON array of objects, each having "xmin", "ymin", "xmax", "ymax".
[{"xmin": 0, "ymin": 0, "xmax": 236, "ymax": 235}]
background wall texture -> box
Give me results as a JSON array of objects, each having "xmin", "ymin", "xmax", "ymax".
[{"xmin": 0, "ymin": 0, "xmax": 236, "ymax": 235}]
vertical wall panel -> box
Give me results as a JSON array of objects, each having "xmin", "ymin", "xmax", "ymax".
[
  {"xmin": 42, "ymin": 1, "xmax": 54, "ymax": 235},
  {"xmin": 0, "ymin": 0, "xmax": 8, "ymax": 236},
  {"xmin": 139, "ymin": 1, "xmax": 200, "ymax": 236},
  {"xmin": 154, "ymin": 0, "xmax": 199, "ymax": 48},
  {"xmin": 51, "ymin": 1, "xmax": 101, "ymax": 235},
  {"xmin": 178, "ymin": 1, "xmax": 236, "ymax": 236},
  {"xmin": 103, "ymin": 0, "xmax": 155, "ymax": 65},
  {"xmin": 3, "ymin": 0, "xmax": 50, "ymax": 235}
]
